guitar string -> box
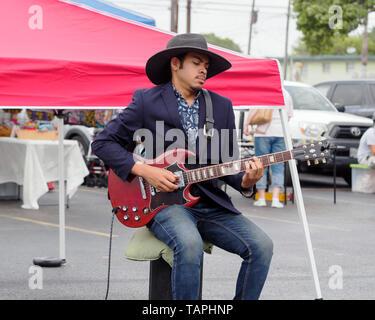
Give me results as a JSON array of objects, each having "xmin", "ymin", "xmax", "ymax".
[
  {"xmin": 138, "ymin": 150, "xmax": 293, "ymax": 190},
  {"xmin": 185, "ymin": 150, "xmax": 292, "ymax": 184}
]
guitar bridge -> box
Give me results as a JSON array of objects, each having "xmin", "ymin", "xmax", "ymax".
[{"xmin": 138, "ymin": 177, "xmax": 147, "ymax": 199}]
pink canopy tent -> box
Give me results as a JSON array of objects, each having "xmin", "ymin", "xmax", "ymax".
[{"xmin": 0, "ymin": 0, "xmax": 285, "ymax": 108}]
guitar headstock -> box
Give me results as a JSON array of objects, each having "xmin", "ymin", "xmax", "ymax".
[{"xmin": 292, "ymin": 139, "xmax": 331, "ymax": 166}]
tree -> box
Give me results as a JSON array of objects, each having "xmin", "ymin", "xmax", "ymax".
[
  {"xmin": 201, "ymin": 33, "xmax": 242, "ymax": 53},
  {"xmin": 293, "ymin": 0, "xmax": 375, "ymax": 71},
  {"xmin": 292, "ymin": 31, "xmax": 375, "ymax": 56},
  {"xmin": 360, "ymin": 0, "xmax": 375, "ymax": 66}
]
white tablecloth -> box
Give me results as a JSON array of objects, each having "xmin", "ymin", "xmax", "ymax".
[{"xmin": 0, "ymin": 137, "xmax": 89, "ymax": 209}]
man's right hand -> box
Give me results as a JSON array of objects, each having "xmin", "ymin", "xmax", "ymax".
[{"xmin": 131, "ymin": 162, "xmax": 179, "ymax": 192}]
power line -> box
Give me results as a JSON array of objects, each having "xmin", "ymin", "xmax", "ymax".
[
  {"xmin": 112, "ymin": 1, "xmax": 289, "ymax": 18},
  {"xmin": 115, "ymin": 0, "xmax": 289, "ymax": 10},
  {"xmin": 192, "ymin": 8, "xmax": 249, "ymax": 15},
  {"xmin": 181, "ymin": 0, "xmax": 289, "ymax": 9},
  {"xmin": 192, "ymin": 7, "xmax": 287, "ymax": 15},
  {"xmin": 112, "ymin": 3, "xmax": 168, "ymax": 10},
  {"xmin": 113, "ymin": 1, "xmax": 170, "ymax": 8}
]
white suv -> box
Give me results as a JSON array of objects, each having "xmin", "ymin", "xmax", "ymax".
[{"xmin": 236, "ymin": 81, "xmax": 373, "ymax": 185}]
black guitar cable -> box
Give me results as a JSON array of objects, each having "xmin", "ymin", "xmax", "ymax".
[{"xmin": 105, "ymin": 206, "xmax": 120, "ymax": 300}]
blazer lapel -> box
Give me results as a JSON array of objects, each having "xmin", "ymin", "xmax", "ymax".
[{"xmin": 161, "ymin": 82, "xmax": 184, "ymax": 132}]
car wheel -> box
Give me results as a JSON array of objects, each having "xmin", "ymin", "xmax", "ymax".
[{"xmin": 70, "ymin": 134, "xmax": 89, "ymax": 159}]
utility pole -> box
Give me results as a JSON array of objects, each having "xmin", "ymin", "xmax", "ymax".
[
  {"xmin": 283, "ymin": 0, "xmax": 291, "ymax": 80},
  {"xmin": 247, "ymin": 0, "xmax": 256, "ymax": 55},
  {"xmin": 186, "ymin": 0, "xmax": 191, "ymax": 33},
  {"xmin": 171, "ymin": 0, "xmax": 179, "ymax": 33},
  {"xmin": 361, "ymin": 9, "xmax": 369, "ymax": 78}
]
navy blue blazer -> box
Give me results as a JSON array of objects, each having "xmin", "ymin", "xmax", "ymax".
[{"xmin": 92, "ymin": 82, "xmax": 251, "ymax": 215}]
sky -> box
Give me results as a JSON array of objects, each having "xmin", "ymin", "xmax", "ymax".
[{"xmin": 108, "ymin": 0, "xmax": 303, "ymax": 58}]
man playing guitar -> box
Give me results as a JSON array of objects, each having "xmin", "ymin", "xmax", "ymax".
[{"xmin": 92, "ymin": 33, "xmax": 272, "ymax": 300}]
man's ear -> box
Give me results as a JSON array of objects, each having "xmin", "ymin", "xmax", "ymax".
[{"xmin": 170, "ymin": 57, "xmax": 180, "ymax": 72}]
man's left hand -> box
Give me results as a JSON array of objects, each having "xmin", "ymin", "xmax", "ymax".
[{"xmin": 241, "ymin": 157, "xmax": 264, "ymax": 189}]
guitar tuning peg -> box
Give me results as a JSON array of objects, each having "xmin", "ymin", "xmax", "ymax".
[
  {"xmin": 314, "ymin": 159, "xmax": 319, "ymax": 165},
  {"xmin": 322, "ymin": 158, "xmax": 326, "ymax": 163},
  {"xmin": 302, "ymin": 139, "xmax": 307, "ymax": 145},
  {"xmin": 310, "ymin": 138, "xmax": 314, "ymax": 143},
  {"xmin": 307, "ymin": 160, "xmax": 311, "ymax": 166},
  {"xmin": 318, "ymin": 136, "xmax": 322, "ymax": 141}
]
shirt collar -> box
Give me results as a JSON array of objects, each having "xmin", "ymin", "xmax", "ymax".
[{"xmin": 171, "ymin": 83, "xmax": 201, "ymax": 106}]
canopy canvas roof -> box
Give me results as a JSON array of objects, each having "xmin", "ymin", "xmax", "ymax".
[{"xmin": 0, "ymin": 0, "xmax": 285, "ymax": 108}]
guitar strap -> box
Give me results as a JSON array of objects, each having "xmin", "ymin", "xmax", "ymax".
[
  {"xmin": 202, "ymin": 88, "xmax": 214, "ymax": 139},
  {"xmin": 195, "ymin": 88, "xmax": 214, "ymax": 173}
]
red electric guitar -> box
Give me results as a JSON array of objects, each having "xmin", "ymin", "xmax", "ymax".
[{"xmin": 108, "ymin": 141, "xmax": 330, "ymax": 228}]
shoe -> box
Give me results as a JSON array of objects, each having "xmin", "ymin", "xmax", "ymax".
[
  {"xmin": 254, "ymin": 199, "xmax": 266, "ymax": 207},
  {"xmin": 271, "ymin": 200, "xmax": 284, "ymax": 208}
]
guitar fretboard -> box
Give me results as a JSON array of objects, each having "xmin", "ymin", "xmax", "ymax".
[{"xmin": 185, "ymin": 150, "xmax": 292, "ymax": 184}]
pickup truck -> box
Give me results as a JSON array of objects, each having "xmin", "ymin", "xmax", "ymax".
[
  {"xmin": 236, "ymin": 81, "xmax": 374, "ymax": 185},
  {"xmin": 314, "ymin": 79, "xmax": 375, "ymax": 119}
]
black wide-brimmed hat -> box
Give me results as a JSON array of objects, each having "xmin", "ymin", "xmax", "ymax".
[{"xmin": 145, "ymin": 33, "xmax": 232, "ymax": 85}]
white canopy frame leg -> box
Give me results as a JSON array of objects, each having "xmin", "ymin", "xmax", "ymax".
[
  {"xmin": 279, "ymin": 107, "xmax": 322, "ymax": 299},
  {"xmin": 33, "ymin": 110, "xmax": 66, "ymax": 268},
  {"xmin": 57, "ymin": 113, "xmax": 66, "ymax": 263}
]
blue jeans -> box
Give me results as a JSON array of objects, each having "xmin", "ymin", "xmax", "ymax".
[
  {"xmin": 254, "ymin": 136, "xmax": 286, "ymax": 189},
  {"xmin": 147, "ymin": 199, "xmax": 273, "ymax": 300}
]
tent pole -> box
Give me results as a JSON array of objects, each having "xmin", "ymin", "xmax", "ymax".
[
  {"xmin": 33, "ymin": 110, "xmax": 65, "ymax": 268},
  {"xmin": 57, "ymin": 112, "xmax": 66, "ymax": 263},
  {"xmin": 279, "ymin": 108, "xmax": 322, "ymax": 299}
]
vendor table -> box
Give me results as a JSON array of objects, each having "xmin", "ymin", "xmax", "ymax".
[{"xmin": 0, "ymin": 137, "xmax": 89, "ymax": 209}]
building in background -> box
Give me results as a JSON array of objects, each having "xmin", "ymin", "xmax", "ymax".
[{"xmin": 275, "ymin": 55, "xmax": 375, "ymax": 85}]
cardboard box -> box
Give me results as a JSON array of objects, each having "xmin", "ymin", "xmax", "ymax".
[
  {"xmin": 350, "ymin": 164, "xmax": 375, "ymax": 193},
  {"xmin": 0, "ymin": 124, "xmax": 12, "ymax": 137},
  {"xmin": 17, "ymin": 129, "xmax": 58, "ymax": 141}
]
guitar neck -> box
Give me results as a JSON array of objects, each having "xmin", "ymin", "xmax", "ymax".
[{"xmin": 185, "ymin": 150, "xmax": 292, "ymax": 184}]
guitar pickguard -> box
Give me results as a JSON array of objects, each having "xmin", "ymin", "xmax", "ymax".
[{"xmin": 149, "ymin": 162, "xmax": 188, "ymax": 211}]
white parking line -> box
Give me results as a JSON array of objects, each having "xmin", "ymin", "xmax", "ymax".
[
  {"xmin": 0, "ymin": 214, "xmax": 118, "ymax": 238},
  {"xmin": 244, "ymin": 213, "xmax": 351, "ymax": 232}
]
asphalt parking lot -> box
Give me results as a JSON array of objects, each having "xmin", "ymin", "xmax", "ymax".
[{"xmin": 0, "ymin": 175, "xmax": 374, "ymax": 300}]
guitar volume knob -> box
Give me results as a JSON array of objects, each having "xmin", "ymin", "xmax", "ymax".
[
  {"xmin": 134, "ymin": 215, "xmax": 140, "ymax": 221},
  {"xmin": 122, "ymin": 206, "xmax": 128, "ymax": 212},
  {"xmin": 123, "ymin": 214, "xmax": 129, "ymax": 221}
]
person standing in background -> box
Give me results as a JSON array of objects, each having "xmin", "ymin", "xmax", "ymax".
[
  {"xmin": 244, "ymin": 89, "xmax": 293, "ymax": 208},
  {"xmin": 357, "ymin": 112, "xmax": 375, "ymax": 168}
]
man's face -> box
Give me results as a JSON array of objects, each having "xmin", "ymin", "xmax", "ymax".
[{"xmin": 171, "ymin": 51, "xmax": 210, "ymax": 91}]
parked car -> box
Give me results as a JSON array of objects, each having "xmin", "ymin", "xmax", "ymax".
[
  {"xmin": 236, "ymin": 81, "xmax": 374, "ymax": 185},
  {"xmin": 64, "ymin": 124, "xmax": 96, "ymax": 159},
  {"xmin": 63, "ymin": 109, "xmax": 123, "ymax": 159},
  {"xmin": 314, "ymin": 80, "xmax": 375, "ymax": 119}
]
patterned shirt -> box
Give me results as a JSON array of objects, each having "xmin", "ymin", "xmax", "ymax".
[{"xmin": 172, "ymin": 84, "xmax": 201, "ymax": 147}]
